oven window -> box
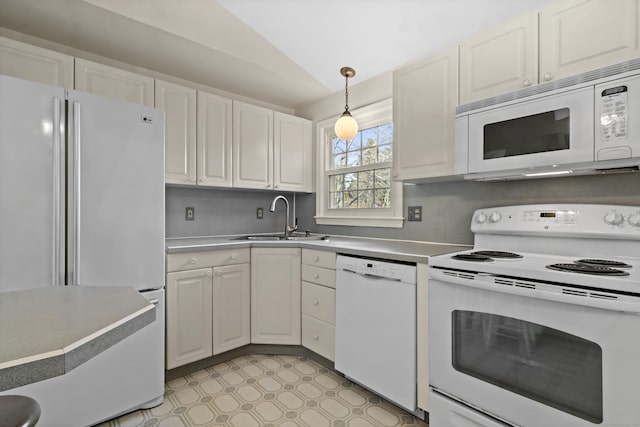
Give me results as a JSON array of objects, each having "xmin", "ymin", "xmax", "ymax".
[
  {"xmin": 483, "ymin": 108, "xmax": 570, "ymax": 159},
  {"xmin": 452, "ymin": 311, "xmax": 602, "ymax": 423}
]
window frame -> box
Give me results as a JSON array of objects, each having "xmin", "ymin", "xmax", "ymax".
[{"xmin": 315, "ymin": 98, "xmax": 403, "ymax": 228}]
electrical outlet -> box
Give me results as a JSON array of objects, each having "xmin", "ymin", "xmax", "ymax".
[
  {"xmin": 257, "ymin": 207, "xmax": 264, "ymax": 219},
  {"xmin": 185, "ymin": 207, "xmax": 195, "ymax": 221},
  {"xmin": 408, "ymin": 206, "xmax": 422, "ymax": 221}
]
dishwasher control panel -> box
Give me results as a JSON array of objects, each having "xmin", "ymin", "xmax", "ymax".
[{"xmin": 336, "ymin": 255, "xmax": 417, "ymax": 284}]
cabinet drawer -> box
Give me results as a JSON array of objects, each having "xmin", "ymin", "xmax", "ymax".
[
  {"xmin": 301, "ymin": 265, "xmax": 335, "ymax": 288},
  {"xmin": 302, "ymin": 249, "xmax": 336, "ymax": 270},
  {"xmin": 302, "ymin": 314, "xmax": 335, "ymax": 361},
  {"xmin": 301, "ymin": 281, "xmax": 336, "ymax": 325},
  {"xmin": 167, "ymin": 248, "xmax": 250, "ymax": 272}
]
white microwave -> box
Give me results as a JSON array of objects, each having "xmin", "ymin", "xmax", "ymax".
[{"xmin": 455, "ymin": 66, "xmax": 640, "ymax": 180}]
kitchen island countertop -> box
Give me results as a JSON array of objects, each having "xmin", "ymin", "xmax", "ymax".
[
  {"xmin": 166, "ymin": 234, "xmax": 470, "ymax": 263},
  {"xmin": 0, "ymin": 286, "xmax": 155, "ymax": 391}
]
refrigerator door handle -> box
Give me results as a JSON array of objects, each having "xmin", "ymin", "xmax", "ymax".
[
  {"xmin": 69, "ymin": 101, "xmax": 82, "ymax": 286},
  {"xmin": 52, "ymin": 97, "xmax": 64, "ymax": 286}
]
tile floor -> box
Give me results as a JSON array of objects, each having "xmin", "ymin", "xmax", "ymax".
[{"xmin": 98, "ymin": 354, "xmax": 427, "ymax": 427}]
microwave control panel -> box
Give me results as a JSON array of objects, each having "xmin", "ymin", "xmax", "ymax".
[{"xmin": 595, "ymin": 74, "xmax": 639, "ymax": 160}]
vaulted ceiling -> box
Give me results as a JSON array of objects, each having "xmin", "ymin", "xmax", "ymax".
[{"xmin": 0, "ymin": 0, "xmax": 553, "ymax": 108}]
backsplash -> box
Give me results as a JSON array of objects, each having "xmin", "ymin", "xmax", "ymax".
[
  {"xmin": 165, "ymin": 186, "xmax": 316, "ymax": 238},
  {"xmin": 167, "ymin": 173, "xmax": 640, "ymax": 245}
]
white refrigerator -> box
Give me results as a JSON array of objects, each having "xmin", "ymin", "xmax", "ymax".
[{"xmin": 0, "ymin": 74, "xmax": 165, "ymax": 425}]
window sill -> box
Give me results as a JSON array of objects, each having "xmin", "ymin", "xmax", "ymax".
[{"xmin": 314, "ymin": 215, "xmax": 404, "ymax": 228}]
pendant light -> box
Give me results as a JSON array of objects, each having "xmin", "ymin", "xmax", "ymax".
[{"xmin": 334, "ymin": 66, "xmax": 358, "ymax": 141}]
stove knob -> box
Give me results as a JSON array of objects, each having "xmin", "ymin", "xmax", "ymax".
[
  {"xmin": 489, "ymin": 212, "xmax": 502, "ymax": 223},
  {"xmin": 475, "ymin": 213, "xmax": 488, "ymax": 224},
  {"xmin": 628, "ymin": 213, "xmax": 640, "ymax": 227},
  {"xmin": 604, "ymin": 211, "xmax": 624, "ymax": 226}
]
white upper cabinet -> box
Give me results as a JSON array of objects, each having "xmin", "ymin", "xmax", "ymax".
[
  {"xmin": 0, "ymin": 36, "xmax": 73, "ymax": 88},
  {"xmin": 539, "ymin": 0, "xmax": 640, "ymax": 82},
  {"xmin": 75, "ymin": 58, "xmax": 154, "ymax": 107},
  {"xmin": 233, "ymin": 101, "xmax": 274, "ymax": 190},
  {"xmin": 273, "ymin": 112, "xmax": 312, "ymax": 192},
  {"xmin": 197, "ymin": 91, "xmax": 233, "ymax": 187},
  {"xmin": 392, "ymin": 46, "xmax": 459, "ymax": 181},
  {"xmin": 156, "ymin": 80, "xmax": 197, "ymax": 185},
  {"xmin": 459, "ymin": 12, "xmax": 538, "ymax": 104}
]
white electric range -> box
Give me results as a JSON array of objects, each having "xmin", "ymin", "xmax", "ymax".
[{"xmin": 427, "ymin": 204, "xmax": 640, "ymax": 427}]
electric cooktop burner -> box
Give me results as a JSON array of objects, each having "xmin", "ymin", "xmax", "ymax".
[
  {"xmin": 576, "ymin": 259, "xmax": 632, "ymax": 269},
  {"xmin": 452, "ymin": 254, "xmax": 493, "ymax": 262},
  {"xmin": 546, "ymin": 263, "xmax": 630, "ymax": 276},
  {"xmin": 471, "ymin": 250, "xmax": 523, "ymax": 259}
]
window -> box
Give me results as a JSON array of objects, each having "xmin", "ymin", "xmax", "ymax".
[{"xmin": 315, "ymin": 99, "xmax": 403, "ymax": 227}]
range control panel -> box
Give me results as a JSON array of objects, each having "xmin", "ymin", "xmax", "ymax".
[{"xmin": 471, "ymin": 204, "xmax": 640, "ymax": 238}]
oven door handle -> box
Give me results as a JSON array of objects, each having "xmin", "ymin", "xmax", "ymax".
[{"xmin": 430, "ymin": 268, "xmax": 640, "ymax": 314}]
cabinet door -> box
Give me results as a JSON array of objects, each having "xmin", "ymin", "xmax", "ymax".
[
  {"xmin": 166, "ymin": 268, "xmax": 213, "ymax": 369},
  {"xmin": 156, "ymin": 80, "xmax": 197, "ymax": 185},
  {"xmin": 251, "ymin": 248, "xmax": 301, "ymax": 345},
  {"xmin": 539, "ymin": 0, "xmax": 640, "ymax": 82},
  {"xmin": 392, "ymin": 46, "xmax": 459, "ymax": 181},
  {"xmin": 212, "ymin": 263, "xmax": 250, "ymax": 354},
  {"xmin": 197, "ymin": 91, "xmax": 233, "ymax": 187},
  {"xmin": 233, "ymin": 101, "xmax": 273, "ymax": 190},
  {"xmin": 459, "ymin": 12, "xmax": 538, "ymax": 104},
  {"xmin": 74, "ymin": 58, "xmax": 154, "ymax": 106},
  {"xmin": 273, "ymin": 112, "xmax": 312, "ymax": 192},
  {"xmin": 0, "ymin": 36, "xmax": 73, "ymax": 88}
]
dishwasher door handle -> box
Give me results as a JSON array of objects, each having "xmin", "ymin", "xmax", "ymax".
[{"xmin": 341, "ymin": 268, "xmax": 402, "ymax": 282}]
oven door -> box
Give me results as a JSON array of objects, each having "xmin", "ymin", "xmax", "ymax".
[
  {"xmin": 465, "ymin": 86, "xmax": 594, "ymax": 174},
  {"xmin": 429, "ymin": 268, "xmax": 640, "ymax": 427}
]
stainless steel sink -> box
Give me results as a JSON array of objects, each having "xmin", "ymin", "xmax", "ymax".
[{"xmin": 232, "ymin": 234, "xmax": 329, "ymax": 241}]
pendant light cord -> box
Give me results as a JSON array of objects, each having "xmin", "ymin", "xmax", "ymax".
[{"xmin": 344, "ymin": 75, "xmax": 350, "ymax": 112}]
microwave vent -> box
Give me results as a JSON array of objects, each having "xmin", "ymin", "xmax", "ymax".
[{"xmin": 457, "ymin": 58, "xmax": 640, "ymax": 114}]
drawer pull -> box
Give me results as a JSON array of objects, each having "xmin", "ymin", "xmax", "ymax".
[
  {"xmin": 313, "ymin": 256, "xmax": 320, "ymax": 261},
  {"xmin": 313, "ymin": 334, "xmax": 319, "ymax": 340},
  {"xmin": 189, "ymin": 258, "xmax": 196, "ymax": 264},
  {"xmin": 206, "ymin": 271, "xmax": 212, "ymax": 277},
  {"xmin": 229, "ymin": 253, "xmax": 237, "ymax": 260},
  {"xmin": 313, "ymin": 299, "xmax": 319, "ymax": 306},
  {"xmin": 313, "ymin": 273, "xmax": 320, "ymax": 279},
  {"xmin": 215, "ymin": 271, "xmax": 222, "ymax": 276}
]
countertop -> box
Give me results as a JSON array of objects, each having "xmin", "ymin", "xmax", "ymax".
[
  {"xmin": 166, "ymin": 234, "xmax": 470, "ymax": 263},
  {"xmin": 0, "ymin": 286, "xmax": 155, "ymax": 391}
]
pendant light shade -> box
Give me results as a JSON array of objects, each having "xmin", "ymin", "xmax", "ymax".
[{"xmin": 334, "ymin": 67, "xmax": 358, "ymax": 140}]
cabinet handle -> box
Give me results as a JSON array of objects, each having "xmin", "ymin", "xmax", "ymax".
[
  {"xmin": 206, "ymin": 271, "xmax": 212, "ymax": 277},
  {"xmin": 543, "ymin": 72, "xmax": 553, "ymax": 81},
  {"xmin": 266, "ymin": 184, "xmax": 272, "ymax": 188},
  {"xmin": 313, "ymin": 256, "xmax": 320, "ymax": 262},
  {"xmin": 313, "ymin": 299, "xmax": 319, "ymax": 306},
  {"xmin": 199, "ymin": 178, "xmax": 205, "ymax": 183},
  {"xmin": 313, "ymin": 273, "xmax": 320, "ymax": 279},
  {"xmin": 229, "ymin": 253, "xmax": 237, "ymax": 260},
  {"xmin": 189, "ymin": 258, "xmax": 196, "ymax": 264},
  {"xmin": 392, "ymin": 172, "xmax": 399, "ymax": 178},
  {"xmin": 189, "ymin": 177, "xmax": 196, "ymax": 182},
  {"xmin": 274, "ymin": 185, "xmax": 279, "ymax": 188},
  {"xmin": 313, "ymin": 334, "xmax": 319, "ymax": 340},
  {"xmin": 293, "ymin": 252, "xmax": 299, "ymax": 257},
  {"xmin": 522, "ymin": 79, "xmax": 531, "ymax": 87},
  {"xmin": 215, "ymin": 271, "xmax": 222, "ymax": 276}
]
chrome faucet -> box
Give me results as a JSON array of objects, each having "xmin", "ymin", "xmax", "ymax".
[{"xmin": 269, "ymin": 195, "xmax": 297, "ymax": 237}]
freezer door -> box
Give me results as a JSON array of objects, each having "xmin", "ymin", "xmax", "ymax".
[
  {"xmin": 0, "ymin": 75, "xmax": 65, "ymax": 291},
  {"xmin": 67, "ymin": 90, "xmax": 164, "ymax": 290}
]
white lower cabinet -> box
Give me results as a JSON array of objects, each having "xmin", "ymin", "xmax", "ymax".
[
  {"xmin": 300, "ymin": 249, "xmax": 336, "ymax": 361},
  {"xmin": 166, "ymin": 268, "xmax": 213, "ymax": 369},
  {"xmin": 166, "ymin": 249, "xmax": 250, "ymax": 369},
  {"xmin": 251, "ymin": 248, "xmax": 301, "ymax": 345},
  {"xmin": 212, "ymin": 263, "xmax": 250, "ymax": 355}
]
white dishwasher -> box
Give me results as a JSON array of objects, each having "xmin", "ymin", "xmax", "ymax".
[{"xmin": 334, "ymin": 254, "xmax": 419, "ymax": 414}]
